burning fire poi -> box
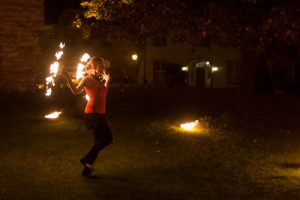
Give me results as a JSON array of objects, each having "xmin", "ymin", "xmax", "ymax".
[
  {"xmin": 44, "ymin": 111, "xmax": 62, "ymax": 119},
  {"xmin": 177, "ymin": 117, "xmax": 210, "ymax": 134},
  {"xmin": 44, "ymin": 43, "xmax": 64, "ymax": 120},
  {"xmin": 180, "ymin": 120, "xmax": 200, "ymax": 131},
  {"xmin": 76, "ymin": 53, "xmax": 90, "ymax": 81},
  {"xmin": 43, "ymin": 50, "xmax": 92, "ymax": 120},
  {"xmin": 75, "ymin": 53, "xmax": 91, "ymax": 101},
  {"xmin": 45, "ymin": 42, "xmax": 65, "ymax": 96}
]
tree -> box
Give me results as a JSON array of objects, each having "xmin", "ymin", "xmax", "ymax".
[
  {"xmin": 73, "ymin": 0, "xmax": 178, "ymax": 82},
  {"xmin": 71, "ymin": 0, "xmax": 299, "ymax": 90},
  {"xmin": 173, "ymin": 0, "xmax": 300, "ymax": 93}
]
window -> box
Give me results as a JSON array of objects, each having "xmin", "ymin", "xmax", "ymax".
[
  {"xmin": 153, "ymin": 59, "xmax": 167, "ymax": 83},
  {"xmin": 153, "ymin": 34, "xmax": 167, "ymax": 47},
  {"xmin": 226, "ymin": 60, "xmax": 240, "ymax": 84}
]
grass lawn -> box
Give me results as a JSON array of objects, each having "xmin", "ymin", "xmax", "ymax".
[{"xmin": 1, "ymin": 87, "xmax": 300, "ymax": 199}]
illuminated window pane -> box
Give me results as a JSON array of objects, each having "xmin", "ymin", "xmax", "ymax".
[{"xmin": 153, "ymin": 59, "xmax": 167, "ymax": 83}]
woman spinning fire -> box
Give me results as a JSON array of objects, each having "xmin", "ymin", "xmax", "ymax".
[{"xmin": 62, "ymin": 57, "xmax": 113, "ymax": 177}]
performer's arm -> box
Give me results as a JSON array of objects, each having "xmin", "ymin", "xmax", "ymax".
[{"xmin": 62, "ymin": 70, "xmax": 85, "ymax": 95}]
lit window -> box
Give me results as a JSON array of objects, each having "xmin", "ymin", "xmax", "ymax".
[{"xmin": 153, "ymin": 59, "xmax": 167, "ymax": 83}]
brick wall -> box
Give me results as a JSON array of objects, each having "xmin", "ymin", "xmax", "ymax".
[{"xmin": 0, "ymin": 0, "xmax": 44, "ymax": 92}]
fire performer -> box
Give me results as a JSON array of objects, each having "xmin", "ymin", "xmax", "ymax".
[{"xmin": 62, "ymin": 57, "xmax": 113, "ymax": 177}]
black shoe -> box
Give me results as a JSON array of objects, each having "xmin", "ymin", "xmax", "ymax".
[
  {"xmin": 80, "ymin": 159, "xmax": 95, "ymax": 171},
  {"xmin": 81, "ymin": 167, "xmax": 98, "ymax": 178},
  {"xmin": 81, "ymin": 167, "xmax": 92, "ymax": 177}
]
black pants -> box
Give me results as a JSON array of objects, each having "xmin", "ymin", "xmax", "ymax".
[{"xmin": 82, "ymin": 113, "xmax": 113, "ymax": 164}]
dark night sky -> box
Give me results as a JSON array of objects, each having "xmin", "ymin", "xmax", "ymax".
[{"xmin": 44, "ymin": 0, "xmax": 80, "ymax": 24}]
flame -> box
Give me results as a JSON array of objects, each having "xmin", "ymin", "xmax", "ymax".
[
  {"xmin": 76, "ymin": 63, "xmax": 85, "ymax": 80},
  {"xmin": 81, "ymin": 53, "xmax": 91, "ymax": 63},
  {"xmin": 76, "ymin": 53, "xmax": 90, "ymax": 80},
  {"xmin": 46, "ymin": 76, "xmax": 55, "ymax": 86},
  {"xmin": 44, "ymin": 111, "xmax": 62, "ymax": 119},
  {"xmin": 76, "ymin": 53, "xmax": 91, "ymax": 101},
  {"xmin": 85, "ymin": 94, "xmax": 90, "ymax": 101},
  {"xmin": 45, "ymin": 42, "xmax": 65, "ymax": 96},
  {"xmin": 45, "ymin": 88, "xmax": 52, "ymax": 96},
  {"xmin": 180, "ymin": 120, "xmax": 199, "ymax": 131},
  {"xmin": 55, "ymin": 51, "xmax": 64, "ymax": 60},
  {"xmin": 59, "ymin": 42, "xmax": 65, "ymax": 49},
  {"xmin": 50, "ymin": 61, "xmax": 60, "ymax": 77}
]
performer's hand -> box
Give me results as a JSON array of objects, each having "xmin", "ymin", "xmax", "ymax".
[
  {"xmin": 60, "ymin": 68, "xmax": 70, "ymax": 79},
  {"xmin": 101, "ymin": 72, "xmax": 110, "ymax": 82},
  {"xmin": 101, "ymin": 71, "xmax": 110, "ymax": 88}
]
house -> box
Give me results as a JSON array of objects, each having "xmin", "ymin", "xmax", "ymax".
[
  {"xmin": 0, "ymin": 0, "xmax": 44, "ymax": 92},
  {"xmin": 144, "ymin": 36, "xmax": 241, "ymax": 88},
  {"xmin": 39, "ymin": 26, "xmax": 242, "ymax": 90}
]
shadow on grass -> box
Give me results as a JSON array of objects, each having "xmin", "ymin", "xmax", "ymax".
[
  {"xmin": 280, "ymin": 163, "xmax": 300, "ymax": 169},
  {"xmin": 82, "ymin": 174, "xmax": 128, "ymax": 181}
]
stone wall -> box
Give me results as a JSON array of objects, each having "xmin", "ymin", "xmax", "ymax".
[{"xmin": 0, "ymin": 0, "xmax": 44, "ymax": 92}]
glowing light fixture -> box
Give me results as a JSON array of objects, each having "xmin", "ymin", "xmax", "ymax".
[
  {"xmin": 132, "ymin": 54, "xmax": 138, "ymax": 61},
  {"xmin": 181, "ymin": 66, "xmax": 189, "ymax": 72},
  {"xmin": 212, "ymin": 66, "xmax": 219, "ymax": 72}
]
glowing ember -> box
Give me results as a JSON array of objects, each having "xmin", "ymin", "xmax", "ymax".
[
  {"xmin": 180, "ymin": 120, "xmax": 200, "ymax": 131},
  {"xmin": 44, "ymin": 111, "xmax": 62, "ymax": 119}
]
